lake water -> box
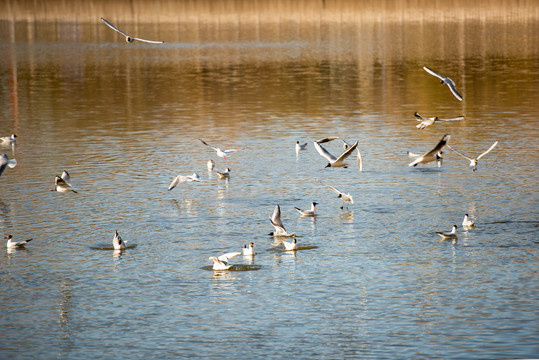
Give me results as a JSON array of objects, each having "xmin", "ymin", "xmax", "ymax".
[{"xmin": 1, "ymin": 1, "xmax": 538, "ymax": 359}]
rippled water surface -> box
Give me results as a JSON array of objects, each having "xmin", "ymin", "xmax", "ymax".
[{"xmin": 1, "ymin": 1, "xmax": 538, "ymax": 359}]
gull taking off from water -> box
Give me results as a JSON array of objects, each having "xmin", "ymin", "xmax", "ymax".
[
  {"xmin": 113, "ymin": 230, "xmax": 126, "ymax": 250},
  {"xmin": 408, "ymin": 134, "xmax": 450, "ymax": 167},
  {"xmin": 414, "ymin": 112, "xmax": 465, "ymax": 129},
  {"xmin": 0, "ymin": 154, "xmax": 17, "ymax": 177},
  {"xmin": 269, "ymin": 205, "xmax": 294, "ymax": 237},
  {"xmin": 209, "ymin": 252, "xmax": 242, "ymax": 270},
  {"xmin": 436, "ymin": 225, "xmax": 458, "ymax": 242},
  {"xmin": 0, "ymin": 134, "xmax": 16, "ymax": 145},
  {"xmin": 243, "ymin": 242, "xmax": 255, "ymax": 256},
  {"xmin": 168, "ymin": 173, "xmax": 201, "ymax": 191},
  {"xmin": 316, "ymin": 137, "xmax": 362, "ymax": 171},
  {"xmin": 101, "ymin": 18, "xmax": 164, "ymax": 44},
  {"xmin": 462, "ymin": 214, "xmax": 475, "ymax": 228},
  {"xmin": 52, "ymin": 171, "xmax": 77, "ymax": 193},
  {"xmin": 447, "ymin": 141, "xmax": 498, "ymax": 171},
  {"xmin": 295, "ymin": 141, "xmax": 308, "ymax": 153},
  {"xmin": 324, "ymin": 184, "xmax": 354, "ymax": 210},
  {"xmin": 199, "ymin": 139, "xmax": 238, "ymax": 160},
  {"xmin": 207, "ymin": 160, "xmax": 215, "ymax": 171},
  {"xmin": 294, "ymin": 202, "xmax": 318, "ymax": 217},
  {"xmin": 314, "ymin": 139, "xmax": 359, "ymax": 168},
  {"xmin": 423, "ymin": 66, "xmax": 463, "ymax": 101},
  {"xmin": 5, "ymin": 235, "xmax": 32, "ymax": 248}
]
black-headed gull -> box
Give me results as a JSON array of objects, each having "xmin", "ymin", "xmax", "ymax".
[
  {"xmin": 436, "ymin": 225, "xmax": 458, "ymax": 242},
  {"xmin": 316, "ymin": 137, "xmax": 362, "ymax": 171},
  {"xmin": 269, "ymin": 205, "xmax": 294, "ymax": 237},
  {"xmin": 462, "ymin": 214, "xmax": 475, "ymax": 228},
  {"xmin": 209, "ymin": 252, "xmax": 242, "ymax": 270},
  {"xmin": 199, "ymin": 139, "xmax": 238, "ymax": 160},
  {"xmin": 168, "ymin": 172, "xmax": 201, "ymax": 191},
  {"xmin": 282, "ymin": 238, "xmax": 298, "ymax": 251},
  {"xmin": 414, "ymin": 112, "xmax": 465, "ymax": 129},
  {"xmin": 324, "ymin": 184, "xmax": 354, "ymax": 210},
  {"xmin": 447, "ymin": 141, "xmax": 498, "ymax": 171},
  {"xmin": 423, "ymin": 66, "xmax": 463, "ymax": 101},
  {"xmin": 207, "ymin": 160, "xmax": 215, "ymax": 171},
  {"xmin": 243, "ymin": 242, "xmax": 255, "ymax": 256},
  {"xmin": 314, "ymin": 139, "xmax": 358, "ymax": 168},
  {"xmin": 0, "ymin": 154, "xmax": 17, "ymax": 177},
  {"xmin": 5, "ymin": 235, "xmax": 32, "ymax": 248},
  {"xmin": 113, "ymin": 230, "xmax": 126, "ymax": 250},
  {"xmin": 52, "ymin": 171, "xmax": 77, "ymax": 193},
  {"xmin": 408, "ymin": 134, "xmax": 450, "ymax": 167},
  {"xmin": 216, "ymin": 168, "xmax": 231, "ymax": 179},
  {"xmin": 294, "ymin": 202, "xmax": 318, "ymax": 217},
  {"xmin": 295, "ymin": 141, "xmax": 308, "ymax": 153},
  {"xmin": 101, "ymin": 18, "xmax": 164, "ymax": 44},
  {"xmin": 0, "ymin": 134, "xmax": 16, "ymax": 145}
]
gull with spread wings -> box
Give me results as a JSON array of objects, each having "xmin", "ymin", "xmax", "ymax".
[
  {"xmin": 199, "ymin": 139, "xmax": 238, "ymax": 160},
  {"xmin": 423, "ymin": 66, "xmax": 463, "ymax": 101},
  {"xmin": 408, "ymin": 134, "xmax": 450, "ymax": 167},
  {"xmin": 315, "ymin": 137, "xmax": 362, "ymax": 171},
  {"xmin": 447, "ymin": 141, "xmax": 498, "ymax": 171},
  {"xmin": 314, "ymin": 138, "xmax": 359, "ymax": 169},
  {"xmin": 414, "ymin": 112, "xmax": 465, "ymax": 130},
  {"xmin": 101, "ymin": 18, "xmax": 164, "ymax": 44}
]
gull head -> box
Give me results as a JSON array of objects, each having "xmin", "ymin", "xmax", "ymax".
[
  {"xmin": 126, "ymin": 37, "xmax": 134, "ymax": 43},
  {"xmin": 325, "ymin": 163, "xmax": 331, "ymax": 168}
]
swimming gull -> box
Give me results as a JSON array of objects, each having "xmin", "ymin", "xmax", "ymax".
[
  {"xmin": 207, "ymin": 160, "xmax": 215, "ymax": 171},
  {"xmin": 295, "ymin": 141, "xmax": 308, "ymax": 153},
  {"xmin": 462, "ymin": 214, "xmax": 475, "ymax": 228},
  {"xmin": 294, "ymin": 202, "xmax": 318, "ymax": 217},
  {"xmin": 269, "ymin": 205, "xmax": 294, "ymax": 237},
  {"xmin": 52, "ymin": 171, "xmax": 77, "ymax": 193},
  {"xmin": 5, "ymin": 235, "xmax": 33, "ymax": 248},
  {"xmin": 216, "ymin": 168, "xmax": 231, "ymax": 179},
  {"xmin": 113, "ymin": 230, "xmax": 126, "ymax": 250},
  {"xmin": 243, "ymin": 242, "xmax": 255, "ymax": 256},
  {"xmin": 0, "ymin": 134, "xmax": 16, "ymax": 145},
  {"xmin": 209, "ymin": 252, "xmax": 242, "ymax": 270},
  {"xmin": 436, "ymin": 225, "xmax": 458, "ymax": 242},
  {"xmin": 282, "ymin": 238, "xmax": 298, "ymax": 251}
]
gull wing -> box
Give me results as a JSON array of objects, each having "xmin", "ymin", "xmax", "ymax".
[
  {"xmin": 407, "ymin": 151, "xmax": 420, "ymax": 158},
  {"xmin": 269, "ymin": 205, "xmax": 286, "ymax": 232},
  {"xmin": 131, "ymin": 37, "xmax": 164, "ymax": 44},
  {"xmin": 334, "ymin": 141, "xmax": 358, "ymax": 164},
  {"xmin": 446, "ymin": 80, "xmax": 463, "ymax": 101},
  {"xmin": 313, "ymin": 141, "xmax": 337, "ymax": 162},
  {"xmin": 357, "ymin": 149, "xmax": 362, "ymax": 172},
  {"xmin": 325, "ymin": 184, "xmax": 343, "ymax": 196},
  {"xmin": 113, "ymin": 231, "xmax": 123, "ymax": 247},
  {"xmin": 0, "ymin": 154, "xmax": 16, "ymax": 176},
  {"xmin": 55, "ymin": 175, "xmax": 68, "ymax": 186},
  {"xmin": 101, "ymin": 18, "xmax": 130, "ymax": 37},
  {"xmin": 423, "ymin": 66, "xmax": 445, "ymax": 81},
  {"xmin": 199, "ymin": 139, "xmax": 218, "ymax": 152},
  {"xmin": 218, "ymin": 252, "xmax": 242, "ymax": 262},
  {"xmin": 476, "ymin": 141, "xmax": 498, "ymax": 160},
  {"xmin": 224, "ymin": 149, "xmax": 238, "ymax": 153},
  {"xmin": 423, "ymin": 134, "xmax": 450, "ymax": 158},
  {"xmin": 61, "ymin": 170, "xmax": 72, "ymax": 185},
  {"xmin": 446, "ymin": 145, "xmax": 473, "ymax": 161},
  {"xmin": 316, "ymin": 136, "xmax": 353, "ymax": 149},
  {"xmin": 437, "ymin": 115, "xmax": 465, "ymax": 122},
  {"xmin": 168, "ymin": 175, "xmax": 187, "ymax": 191},
  {"xmin": 414, "ymin": 112, "xmax": 426, "ymax": 121}
]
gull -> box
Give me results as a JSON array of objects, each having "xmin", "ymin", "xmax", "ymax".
[
  {"xmin": 314, "ymin": 139, "xmax": 359, "ymax": 168},
  {"xmin": 168, "ymin": 172, "xmax": 201, "ymax": 191},
  {"xmin": 316, "ymin": 137, "xmax": 362, "ymax": 171},
  {"xmin": 101, "ymin": 18, "xmax": 164, "ymax": 44},
  {"xmin": 0, "ymin": 154, "xmax": 17, "ymax": 177},
  {"xmin": 282, "ymin": 238, "xmax": 298, "ymax": 251},
  {"xmin": 52, "ymin": 171, "xmax": 77, "ymax": 193},
  {"xmin": 113, "ymin": 230, "xmax": 126, "ymax": 250},
  {"xmin": 447, "ymin": 141, "xmax": 498, "ymax": 171},
  {"xmin": 294, "ymin": 202, "xmax": 318, "ymax": 217},
  {"xmin": 436, "ymin": 225, "xmax": 458, "ymax": 242},
  {"xmin": 269, "ymin": 205, "xmax": 294, "ymax": 237},
  {"xmin": 408, "ymin": 134, "xmax": 450, "ymax": 167},
  {"xmin": 462, "ymin": 214, "xmax": 475, "ymax": 228},
  {"xmin": 324, "ymin": 184, "xmax": 354, "ymax": 210},
  {"xmin": 209, "ymin": 252, "xmax": 242, "ymax": 270},
  {"xmin": 295, "ymin": 141, "xmax": 308, "ymax": 153},
  {"xmin": 199, "ymin": 139, "xmax": 238, "ymax": 160},
  {"xmin": 243, "ymin": 242, "xmax": 255, "ymax": 256},
  {"xmin": 5, "ymin": 235, "xmax": 32, "ymax": 248},
  {"xmin": 0, "ymin": 134, "xmax": 16, "ymax": 145},
  {"xmin": 407, "ymin": 150, "xmax": 444, "ymax": 168},
  {"xmin": 207, "ymin": 160, "xmax": 215, "ymax": 171},
  {"xmin": 423, "ymin": 66, "xmax": 463, "ymax": 101},
  {"xmin": 414, "ymin": 112, "xmax": 465, "ymax": 129},
  {"xmin": 216, "ymin": 168, "xmax": 231, "ymax": 179}
]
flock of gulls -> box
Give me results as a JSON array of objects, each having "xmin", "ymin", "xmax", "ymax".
[{"xmin": 1, "ymin": 19, "xmax": 499, "ymax": 269}]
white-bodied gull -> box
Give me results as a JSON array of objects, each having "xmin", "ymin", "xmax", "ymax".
[
  {"xmin": 436, "ymin": 225, "xmax": 458, "ymax": 242},
  {"xmin": 324, "ymin": 183, "xmax": 354, "ymax": 210},
  {"xmin": 414, "ymin": 112, "xmax": 465, "ymax": 129},
  {"xmin": 462, "ymin": 214, "xmax": 475, "ymax": 228},
  {"xmin": 447, "ymin": 141, "xmax": 498, "ymax": 171},
  {"xmin": 408, "ymin": 134, "xmax": 450, "ymax": 167},
  {"xmin": 423, "ymin": 66, "xmax": 463, "ymax": 101},
  {"xmin": 5, "ymin": 235, "xmax": 32, "ymax": 248},
  {"xmin": 294, "ymin": 202, "xmax": 318, "ymax": 217},
  {"xmin": 52, "ymin": 171, "xmax": 77, "ymax": 193},
  {"xmin": 0, "ymin": 134, "xmax": 16, "ymax": 145},
  {"xmin": 243, "ymin": 242, "xmax": 255, "ymax": 256},
  {"xmin": 314, "ymin": 139, "xmax": 359, "ymax": 168},
  {"xmin": 113, "ymin": 230, "xmax": 126, "ymax": 250},
  {"xmin": 209, "ymin": 252, "xmax": 242, "ymax": 270},
  {"xmin": 269, "ymin": 205, "xmax": 294, "ymax": 237},
  {"xmin": 199, "ymin": 139, "xmax": 238, "ymax": 160},
  {"xmin": 168, "ymin": 172, "xmax": 201, "ymax": 191},
  {"xmin": 316, "ymin": 137, "xmax": 362, "ymax": 171},
  {"xmin": 0, "ymin": 154, "xmax": 17, "ymax": 177},
  {"xmin": 101, "ymin": 18, "xmax": 164, "ymax": 44}
]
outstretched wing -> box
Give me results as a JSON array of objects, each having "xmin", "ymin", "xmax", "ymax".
[
  {"xmin": 414, "ymin": 112, "xmax": 426, "ymax": 121},
  {"xmin": 446, "ymin": 144, "xmax": 473, "ymax": 161},
  {"xmin": 446, "ymin": 80, "xmax": 463, "ymax": 101},
  {"xmin": 476, "ymin": 141, "xmax": 498, "ymax": 160},
  {"xmin": 313, "ymin": 141, "xmax": 337, "ymax": 162},
  {"xmin": 131, "ymin": 37, "xmax": 164, "ymax": 44},
  {"xmin": 423, "ymin": 66, "xmax": 445, "ymax": 81},
  {"xmin": 334, "ymin": 141, "xmax": 358, "ymax": 164},
  {"xmin": 168, "ymin": 175, "xmax": 187, "ymax": 191},
  {"xmin": 101, "ymin": 18, "xmax": 129, "ymax": 37},
  {"xmin": 269, "ymin": 205, "xmax": 286, "ymax": 232},
  {"xmin": 199, "ymin": 139, "xmax": 218, "ymax": 152},
  {"xmin": 437, "ymin": 115, "xmax": 465, "ymax": 122},
  {"xmin": 325, "ymin": 184, "xmax": 342, "ymax": 196},
  {"xmin": 218, "ymin": 252, "xmax": 242, "ymax": 262},
  {"xmin": 423, "ymin": 134, "xmax": 450, "ymax": 158}
]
